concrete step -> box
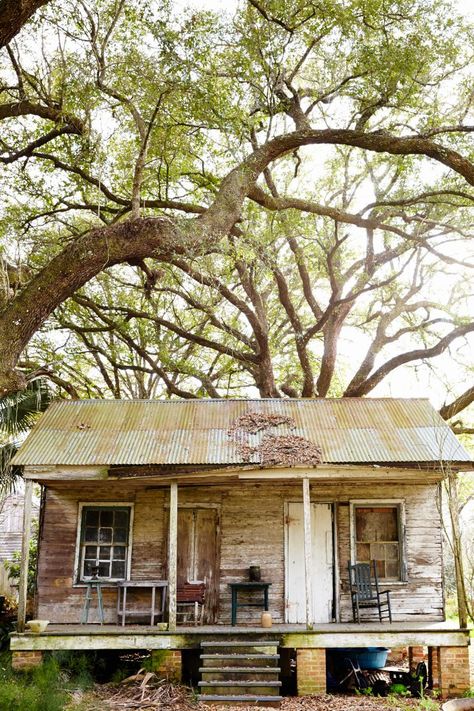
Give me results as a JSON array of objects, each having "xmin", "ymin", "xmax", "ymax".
[
  {"xmin": 199, "ymin": 681, "xmax": 282, "ymax": 696},
  {"xmin": 201, "ymin": 643, "xmax": 278, "ymax": 655},
  {"xmin": 201, "ymin": 639, "xmax": 278, "ymax": 649},
  {"xmin": 197, "ymin": 695, "xmax": 282, "ymax": 705},
  {"xmin": 200, "ymin": 667, "xmax": 281, "ymax": 682},
  {"xmin": 201, "ymin": 654, "xmax": 279, "ymax": 668}
]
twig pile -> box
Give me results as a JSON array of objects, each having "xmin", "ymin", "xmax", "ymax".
[
  {"xmin": 93, "ymin": 670, "xmax": 195, "ymax": 710},
  {"xmin": 256, "ymin": 434, "xmax": 322, "ymax": 466},
  {"xmin": 228, "ymin": 412, "xmax": 295, "ymax": 434},
  {"xmin": 228, "ymin": 410, "xmax": 323, "ymax": 466}
]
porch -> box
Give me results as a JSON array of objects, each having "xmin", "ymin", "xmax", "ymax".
[
  {"xmin": 10, "ymin": 619, "xmax": 470, "ymax": 652},
  {"xmin": 10, "ymin": 620, "xmax": 472, "ymax": 699}
]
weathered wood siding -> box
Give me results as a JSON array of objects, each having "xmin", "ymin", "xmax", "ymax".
[{"xmin": 36, "ymin": 478, "xmax": 443, "ymax": 624}]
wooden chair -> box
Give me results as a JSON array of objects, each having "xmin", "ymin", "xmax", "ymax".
[
  {"xmin": 176, "ymin": 582, "xmax": 206, "ymax": 625},
  {"xmin": 348, "ymin": 561, "xmax": 392, "ymax": 623}
]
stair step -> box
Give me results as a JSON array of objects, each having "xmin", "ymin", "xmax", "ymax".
[
  {"xmin": 197, "ymin": 695, "xmax": 282, "ymax": 704},
  {"xmin": 199, "ymin": 681, "xmax": 282, "ymax": 687},
  {"xmin": 200, "ymin": 667, "xmax": 281, "ymax": 676},
  {"xmin": 200, "ymin": 687, "xmax": 280, "ymax": 697},
  {"xmin": 200, "ymin": 654, "xmax": 279, "ymax": 660},
  {"xmin": 202, "ymin": 646, "xmax": 278, "ymax": 655},
  {"xmin": 201, "ymin": 641, "xmax": 278, "ymax": 647}
]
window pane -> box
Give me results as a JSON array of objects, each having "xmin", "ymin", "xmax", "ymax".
[
  {"xmin": 100, "ymin": 510, "xmax": 114, "ymax": 526},
  {"xmin": 355, "ymin": 505, "xmax": 400, "ymax": 580},
  {"xmin": 356, "ymin": 543, "xmax": 370, "ymax": 562},
  {"xmin": 386, "ymin": 561, "xmax": 399, "ymax": 578},
  {"xmin": 375, "ymin": 559, "xmax": 385, "ymax": 578},
  {"xmin": 84, "ymin": 527, "xmax": 98, "ymax": 542},
  {"xmin": 114, "ymin": 527, "xmax": 127, "ymax": 543},
  {"xmin": 370, "ymin": 542, "xmax": 386, "ymax": 561},
  {"xmin": 83, "ymin": 560, "xmax": 95, "ymax": 576},
  {"xmin": 114, "ymin": 510, "xmax": 129, "ymax": 528},
  {"xmin": 79, "ymin": 506, "xmax": 130, "ymax": 582},
  {"xmin": 111, "ymin": 561, "xmax": 125, "ymax": 578},
  {"xmin": 386, "ymin": 543, "xmax": 399, "ymax": 561},
  {"xmin": 98, "ymin": 562, "xmax": 110, "ymax": 577},
  {"xmin": 85, "ymin": 510, "xmax": 99, "ymax": 526},
  {"xmin": 99, "ymin": 527, "xmax": 112, "ymax": 543},
  {"xmin": 114, "ymin": 546, "xmax": 126, "ymax": 560}
]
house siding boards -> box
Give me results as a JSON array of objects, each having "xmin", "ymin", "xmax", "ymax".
[{"xmin": 35, "ymin": 477, "xmax": 444, "ymax": 625}]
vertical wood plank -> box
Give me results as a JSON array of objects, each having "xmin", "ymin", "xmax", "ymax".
[
  {"xmin": 333, "ymin": 502, "xmax": 340, "ymax": 622},
  {"xmin": 302, "ymin": 477, "xmax": 313, "ymax": 630},
  {"xmin": 17, "ymin": 479, "xmax": 33, "ymax": 632},
  {"xmin": 168, "ymin": 482, "xmax": 178, "ymax": 631}
]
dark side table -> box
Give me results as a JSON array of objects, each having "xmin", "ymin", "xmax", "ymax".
[{"xmin": 229, "ymin": 582, "xmax": 271, "ymax": 626}]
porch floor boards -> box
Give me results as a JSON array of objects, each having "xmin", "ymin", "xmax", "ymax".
[
  {"xmin": 11, "ymin": 618, "xmax": 472, "ymax": 653},
  {"xmin": 20, "ymin": 620, "xmax": 462, "ymax": 635}
]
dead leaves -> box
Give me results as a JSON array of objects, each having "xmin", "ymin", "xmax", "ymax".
[{"xmin": 228, "ymin": 410, "xmax": 323, "ymax": 466}]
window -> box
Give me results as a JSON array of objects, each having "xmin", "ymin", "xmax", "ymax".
[
  {"xmin": 351, "ymin": 502, "xmax": 405, "ymax": 581},
  {"xmin": 77, "ymin": 505, "xmax": 132, "ymax": 582}
]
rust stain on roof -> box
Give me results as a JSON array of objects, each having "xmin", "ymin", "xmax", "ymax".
[{"xmin": 12, "ymin": 398, "xmax": 470, "ymax": 467}]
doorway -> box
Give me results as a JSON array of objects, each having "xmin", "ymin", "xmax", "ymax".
[
  {"xmin": 176, "ymin": 506, "xmax": 220, "ymax": 623},
  {"xmin": 285, "ymin": 502, "xmax": 334, "ymax": 623}
]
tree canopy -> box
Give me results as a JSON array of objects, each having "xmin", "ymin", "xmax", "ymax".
[{"xmin": 0, "ymin": 0, "xmax": 473, "ymax": 429}]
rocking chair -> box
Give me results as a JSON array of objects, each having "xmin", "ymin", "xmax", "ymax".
[{"xmin": 348, "ymin": 561, "xmax": 392, "ymax": 623}]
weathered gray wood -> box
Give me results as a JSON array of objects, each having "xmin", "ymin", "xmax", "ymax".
[
  {"xmin": 10, "ymin": 623, "xmax": 470, "ymax": 652},
  {"xmin": 302, "ymin": 478, "xmax": 313, "ymax": 630},
  {"xmin": 33, "ymin": 480, "xmax": 446, "ymax": 626},
  {"xmin": 168, "ymin": 482, "xmax": 178, "ymax": 631},
  {"xmin": 17, "ymin": 479, "xmax": 33, "ymax": 633},
  {"xmin": 333, "ymin": 502, "xmax": 340, "ymax": 622}
]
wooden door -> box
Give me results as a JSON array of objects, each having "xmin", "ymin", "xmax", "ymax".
[
  {"xmin": 285, "ymin": 502, "xmax": 333, "ymax": 623},
  {"xmin": 177, "ymin": 507, "xmax": 220, "ymax": 623}
]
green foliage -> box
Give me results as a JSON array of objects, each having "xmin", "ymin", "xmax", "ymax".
[
  {"xmin": 4, "ymin": 520, "xmax": 39, "ymax": 596},
  {"xmin": 0, "ymin": 382, "xmax": 51, "ymax": 494},
  {"xmin": 0, "ymin": 0, "xmax": 473, "ymax": 409},
  {"xmin": 0, "ymin": 653, "xmax": 67, "ymax": 711}
]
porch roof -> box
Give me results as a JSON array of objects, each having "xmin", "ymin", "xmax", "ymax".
[{"xmin": 12, "ymin": 397, "xmax": 470, "ymax": 467}]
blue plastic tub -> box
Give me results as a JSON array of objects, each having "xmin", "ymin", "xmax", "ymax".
[{"xmin": 331, "ymin": 647, "xmax": 389, "ymax": 670}]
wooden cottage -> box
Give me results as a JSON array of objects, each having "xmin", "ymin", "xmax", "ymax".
[{"xmin": 10, "ymin": 398, "xmax": 473, "ymax": 699}]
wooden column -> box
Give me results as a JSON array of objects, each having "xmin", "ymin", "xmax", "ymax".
[
  {"xmin": 333, "ymin": 502, "xmax": 340, "ymax": 622},
  {"xmin": 302, "ymin": 477, "xmax": 313, "ymax": 630},
  {"xmin": 168, "ymin": 482, "xmax": 178, "ymax": 631},
  {"xmin": 17, "ymin": 479, "xmax": 33, "ymax": 633}
]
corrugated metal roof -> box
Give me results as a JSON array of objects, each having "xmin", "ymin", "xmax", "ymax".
[{"xmin": 12, "ymin": 398, "xmax": 471, "ymax": 466}]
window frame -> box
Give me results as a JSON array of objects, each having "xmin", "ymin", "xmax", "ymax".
[
  {"xmin": 349, "ymin": 499, "xmax": 407, "ymax": 583},
  {"xmin": 74, "ymin": 502, "xmax": 134, "ymax": 584}
]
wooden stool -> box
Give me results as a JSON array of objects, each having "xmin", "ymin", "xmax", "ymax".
[{"xmin": 81, "ymin": 578, "xmax": 104, "ymax": 624}]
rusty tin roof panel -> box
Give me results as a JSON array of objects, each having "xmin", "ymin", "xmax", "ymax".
[{"xmin": 12, "ymin": 398, "xmax": 471, "ymax": 466}]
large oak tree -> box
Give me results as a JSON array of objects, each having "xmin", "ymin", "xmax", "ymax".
[{"xmin": 0, "ymin": 0, "xmax": 473, "ymax": 428}]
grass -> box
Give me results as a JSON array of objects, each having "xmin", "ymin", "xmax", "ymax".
[{"xmin": 0, "ymin": 651, "xmax": 95, "ymax": 711}]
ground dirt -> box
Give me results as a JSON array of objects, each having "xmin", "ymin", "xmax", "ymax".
[{"xmin": 67, "ymin": 683, "xmax": 442, "ymax": 711}]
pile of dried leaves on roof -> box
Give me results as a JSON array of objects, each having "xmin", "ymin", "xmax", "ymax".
[
  {"xmin": 228, "ymin": 412, "xmax": 295, "ymax": 434},
  {"xmin": 228, "ymin": 411, "xmax": 323, "ymax": 466}
]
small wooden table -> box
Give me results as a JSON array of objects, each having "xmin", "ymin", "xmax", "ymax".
[
  {"xmin": 229, "ymin": 582, "xmax": 271, "ymax": 626},
  {"xmin": 117, "ymin": 580, "xmax": 168, "ymax": 626}
]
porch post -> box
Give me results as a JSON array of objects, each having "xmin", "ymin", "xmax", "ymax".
[
  {"xmin": 17, "ymin": 479, "xmax": 33, "ymax": 633},
  {"xmin": 302, "ymin": 477, "xmax": 313, "ymax": 630},
  {"xmin": 168, "ymin": 482, "xmax": 178, "ymax": 631}
]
